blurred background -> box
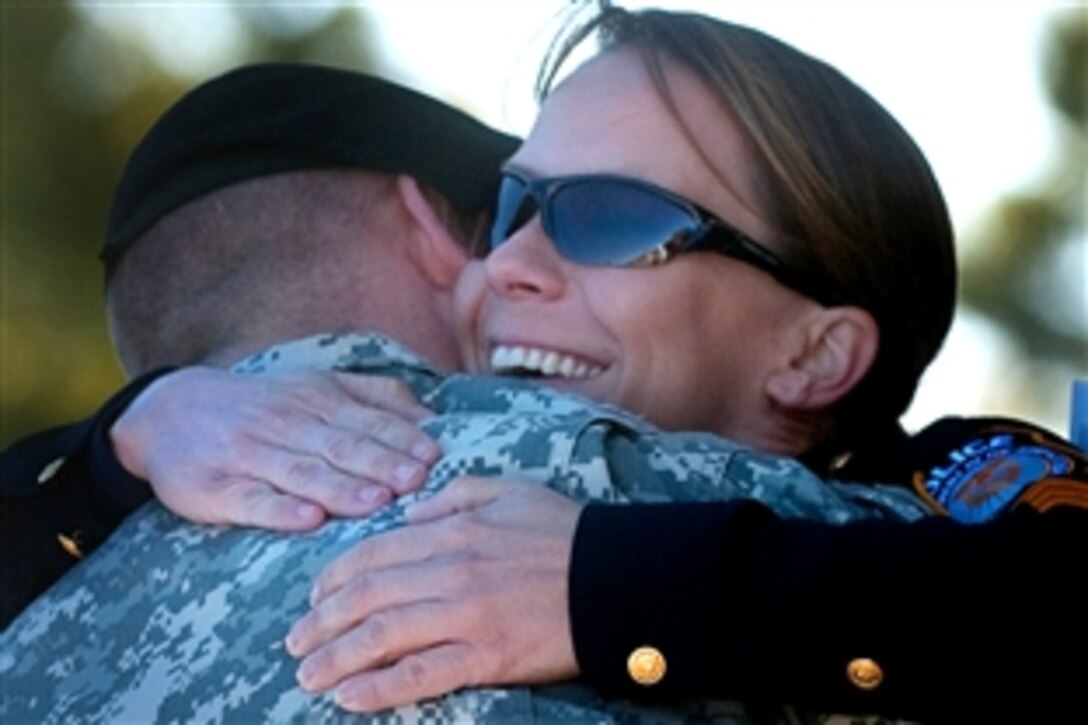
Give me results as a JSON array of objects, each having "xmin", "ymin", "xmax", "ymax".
[{"xmin": 1, "ymin": 1, "xmax": 1085, "ymax": 449}]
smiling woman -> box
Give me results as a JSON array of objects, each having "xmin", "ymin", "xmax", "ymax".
[
  {"xmin": 0, "ymin": 1, "xmax": 1071, "ymax": 454},
  {"xmin": 373, "ymin": 0, "xmax": 1075, "ymax": 435},
  {"xmin": 454, "ymin": 11, "xmax": 954, "ymax": 465},
  {"xmin": 282, "ymin": 6, "xmax": 1086, "ymax": 721}
]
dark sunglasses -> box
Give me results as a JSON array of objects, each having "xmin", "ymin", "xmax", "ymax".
[{"xmin": 490, "ymin": 169, "xmax": 841, "ymax": 306}]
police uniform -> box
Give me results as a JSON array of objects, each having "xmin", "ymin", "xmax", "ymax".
[{"xmin": 571, "ymin": 417, "xmax": 1088, "ymax": 722}]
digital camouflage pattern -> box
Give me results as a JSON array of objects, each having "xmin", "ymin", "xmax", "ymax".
[{"xmin": 0, "ymin": 333, "xmax": 928, "ymax": 724}]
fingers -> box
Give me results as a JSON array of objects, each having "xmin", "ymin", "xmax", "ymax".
[
  {"xmin": 249, "ymin": 374, "xmax": 441, "ymax": 503},
  {"xmin": 333, "ymin": 645, "xmax": 472, "ymax": 713},
  {"xmin": 301, "ymin": 420, "xmax": 435, "ymax": 493},
  {"xmin": 403, "ymin": 475, "xmax": 503, "ymax": 524},
  {"xmin": 288, "ymin": 561, "xmax": 430, "ymax": 658},
  {"xmin": 115, "ymin": 365, "xmax": 444, "ymax": 531},
  {"xmin": 310, "ymin": 525, "xmax": 439, "ymax": 604},
  {"xmin": 285, "ymin": 477, "xmax": 585, "ymax": 710},
  {"xmin": 238, "ymin": 442, "xmax": 413, "ymax": 519},
  {"xmin": 212, "ymin": 478, "xmax": 327, "ymax": 531},
  {"xmin": 305, "ymin": 397, "xmax": 442, "ymax": 469},
  {"xmin": 331, "ymin": 373, "xmax": 435, "ymax": 423},
  {"xmin": 295, "ymin": 599, "xmax": 472, "ymax": 694}
]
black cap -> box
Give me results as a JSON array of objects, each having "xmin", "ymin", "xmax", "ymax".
[{"xmin": 101, "ymin": 63, "xmax": 521, "ymax": 270}]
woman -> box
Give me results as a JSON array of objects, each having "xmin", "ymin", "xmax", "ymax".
[
  {"xmin": 287, "ymin": 1, "xmax": 962, "ymax": 715},
  {"xmin": 288, "ymin": 6, "xmax": 1085, "ymax": 722},
  {"xmin": 452, "ymin": 7, "xmax": 955, "ymax": 462}
]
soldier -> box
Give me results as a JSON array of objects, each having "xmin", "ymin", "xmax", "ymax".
[{"xmin": 0, "ymin": 62, "xmax": 517, "ymax": 626}]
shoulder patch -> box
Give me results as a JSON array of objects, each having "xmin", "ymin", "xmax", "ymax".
[{"xmin": 913, "ymin": 425, "xmax": 1086, "ymax": 522}]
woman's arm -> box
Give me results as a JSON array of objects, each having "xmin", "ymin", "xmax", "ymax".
[{"xmin": 0, "ymin": 368, "xmax": 168, "ymax": 628}]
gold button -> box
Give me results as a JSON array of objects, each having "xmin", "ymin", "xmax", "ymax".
[
  {"xmin": 846, "ymin": 657, "xmax": 884, "ymax": 690},
  {"xmin": 37, "ymin": 456, "xmax": 67, "ymax": 484},
  {"xmin": 829, "ymin": 451, "xmax": 854, "ymax": 472},
  {"xmin": 627, "ymin": 646, "xmax": 666, "ymax": 686},
  {"xmin": 57, "ymin": 531, "xmax": 84, "ymax": 560}
]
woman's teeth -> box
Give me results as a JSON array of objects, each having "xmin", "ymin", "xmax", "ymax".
[{"xmin": 490, "ymin": 345, "xmax": 603, "ymax": 379}]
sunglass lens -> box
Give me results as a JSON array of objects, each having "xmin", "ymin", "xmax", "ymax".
[{"xmin": 550, "ymin": 180, "xmax": 695, "ymax": 266}]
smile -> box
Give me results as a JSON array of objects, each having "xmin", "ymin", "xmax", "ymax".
[{"xmin": 489, "ymin": 345, "xmax": 604, "ymax": 379}]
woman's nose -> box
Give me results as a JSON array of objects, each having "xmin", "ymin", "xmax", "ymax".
[{"xmin": 484, "ymin": 219, "xmax": 567, "ymax": 300}]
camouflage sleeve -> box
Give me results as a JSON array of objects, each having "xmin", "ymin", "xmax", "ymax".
[{"xmin": 0, "ymin": 333, "xmax": 923, "ymax": 723}]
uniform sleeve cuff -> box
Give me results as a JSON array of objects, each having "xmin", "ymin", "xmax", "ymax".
[
  {"xmin": 569, "ymin": 500, "xmax": 774, "ymax": 696},
  {"xmin": 85, "ymin": 366, "xmax": 177, "ymax": 513}
]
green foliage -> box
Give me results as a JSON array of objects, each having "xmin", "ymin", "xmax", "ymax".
[
  {"xmin": 1, "ymin": 3, "xmax": 389, "ymax": 447},
  {"xmin": 958, "ymin": 9, "xmax": 1087, "ymax": 426},
  {"xmin": 1045, "ymin": 8, "xmax": 1087, "ymax": 128}
]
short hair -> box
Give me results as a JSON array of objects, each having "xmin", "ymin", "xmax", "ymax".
[
  {"xmin": 540, "ymin": 5, "xmax": 957, "ymax": 451},
  {"xmin": 106, "ymin": 170, "xmax": 482, "ymax": 374},
  {"xmin": 101, "ymin": 63, "xmax": 517, "ymax": 374}
]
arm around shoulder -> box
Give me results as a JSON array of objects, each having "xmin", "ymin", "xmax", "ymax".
[
  {"xmin": 570, "ymin": 495, "xmax": 1088, "ymax": 721},
  {"xmin": 0, "ymin": 368, "xmax": 170, "ymax": 628}
]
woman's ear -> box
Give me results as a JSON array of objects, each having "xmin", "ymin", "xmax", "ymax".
[
  {"xmin": 396, "ymin": 174, "xmax": 468, "ymax": 292},
  {"xmin": 766, "ymin": 306, "xmax": 879, "ymax": 410}
]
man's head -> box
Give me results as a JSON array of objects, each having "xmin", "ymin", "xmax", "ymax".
[{"xmin": 104, "ymin": 63, "xmax": 519, "ymax": 375}]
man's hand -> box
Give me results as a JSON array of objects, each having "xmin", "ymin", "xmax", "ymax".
[
  {"xmin": 110, "ymin": 367, "xmax": 441, "ymax": 530},
  {"xmin": 286, "ymin": 476, "xmax": 583, "ymax": 712}
]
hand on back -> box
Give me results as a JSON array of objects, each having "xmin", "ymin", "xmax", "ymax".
[
  {"xmin": 286, "ymin": 476, "xmax": 582, "ymax": 711},
  {"xmin": 110, "ymin": 367, "xmax": 441, "ymax": 530}
]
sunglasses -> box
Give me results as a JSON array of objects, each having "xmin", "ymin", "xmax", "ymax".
[{"xmin": 490, "ymin": 169, "xmax": 841, "ymax": 306}]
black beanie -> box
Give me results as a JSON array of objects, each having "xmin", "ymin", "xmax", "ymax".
[{"xmin": 101, "ymin": 62, "xmax": 520, "ymax": 271}]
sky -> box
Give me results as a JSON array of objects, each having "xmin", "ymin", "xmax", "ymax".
[
  {"xmin": 373, "ymin": 1, "xmax": 1063, "ymax": 234},
  {"xmin": 76, "ymin": 0, "xmax": 1083, "ymax": 435}
]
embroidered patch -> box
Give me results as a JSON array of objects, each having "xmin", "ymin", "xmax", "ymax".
[{"xmin": 915, "ymin": 432, "xmax": 1077, "ymax": 523}]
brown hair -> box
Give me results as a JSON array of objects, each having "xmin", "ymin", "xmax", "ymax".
[{"xmin": 539, "ymin": 3, "xmax": 957, "ymax": 450}]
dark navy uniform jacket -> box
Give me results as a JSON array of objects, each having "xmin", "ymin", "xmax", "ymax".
[
  {"xmin": 3, "ymin": 373, "xmax": 1086, "ymax": 722},
  {"xmin": 573, "ymin": 417, "xmax": 1088, "ymax": 722},
  {"xmin": 0, "ymin": 369, "xmax": 169, "ymax": 629}
]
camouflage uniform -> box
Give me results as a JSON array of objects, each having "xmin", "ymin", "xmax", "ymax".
[{"xmin": 0, "ymin": 333, "xmax": 927, "ymax": 724}]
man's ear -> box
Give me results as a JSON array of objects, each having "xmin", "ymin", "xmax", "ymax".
[
  {"xmin": 766, "ymin": 307, "xmax": 879, "ymax": 411},
  {"xmin": 396, "ymin": 175, "xmax": 468, "ymax": 292}
]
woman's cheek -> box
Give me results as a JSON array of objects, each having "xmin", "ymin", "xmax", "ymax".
[{"xmin": 453, "ymin": 260, "xmax": 489, "ymax": 372}]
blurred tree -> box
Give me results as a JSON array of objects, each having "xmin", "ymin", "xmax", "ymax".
[
  {"xmin": 1, "ymin": 3, "xmax": 388, "ymax": 447},
  {"xmin": 958, "ymin": 9, "xmax": 1087, "ymax": 429}
]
